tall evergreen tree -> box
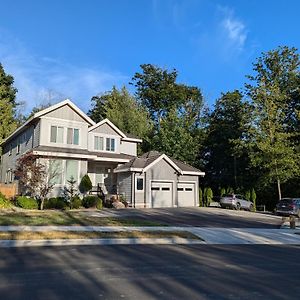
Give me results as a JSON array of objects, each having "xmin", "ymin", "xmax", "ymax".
[{"xmin": 0, "ymin": 63, "xmax": 18, "ymax": 144}]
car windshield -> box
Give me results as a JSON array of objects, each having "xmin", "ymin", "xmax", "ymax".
[{"xmin": 279, "ymin": 198, "xmax": 294, "ymax": 204}]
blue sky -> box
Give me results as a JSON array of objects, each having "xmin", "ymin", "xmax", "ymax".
[{"xmin": 0, "ymin": 0, "xmax": 299, "ymax": 114}]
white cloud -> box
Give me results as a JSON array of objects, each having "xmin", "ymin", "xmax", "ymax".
[
  {"xmin": 219, "ymin": 7, "xmax": 247, "ymax": 51},
  {"xmin": 0, "ymin": 29, "xmax": 128, "ymax": 114}
]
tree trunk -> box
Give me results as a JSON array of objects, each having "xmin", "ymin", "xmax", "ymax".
[
  {"xmin": 277, "ymin": 178, "xmax": 282, "ymax": 201},
  {"xmin": 40, "ymin": 198, "xmax": 44, "ymax": 210}
]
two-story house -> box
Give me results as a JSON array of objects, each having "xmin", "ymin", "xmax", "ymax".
[{"xmin": 0, "ymin": 99, "xmax": 205, "ymax": 208}]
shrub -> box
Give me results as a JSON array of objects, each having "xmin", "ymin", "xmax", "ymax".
[
  {"xmin": 0, "ymin": 193, "xmax": 11, "ymax": 209},
  {"xmin": 96, "ymin": 199, "xmax": 103, "ymax": 210},
  {"xmin": 44, "ymin": 197, "xmax": 68, "ymax": 210},
  {"xmin": 199, "ymin": 188, "xmax": 203, "ymax": 207},
  {"xmin": 205, "ymin": 187, "xmax": 213, "ymax": 207},
  {"xmin": 71, "ymin": 196, "xmax": 82, "ymax": 209},
  {"xmin": 251, "ymin": 188, "xmax": 257, "ymax": 211},
  {"xmin": 16, "ymin": 196, "xmax": 38, "ymax": 209},
  {"xmin": 82, "ymin": 196, "xmax": 101, "ymax": 208},
  {"xmin": 220, "ymin": 187, "xmax": 226, "ymax": 197},
  {"xmin": 245, "ymin": 190, "xmax": 251, "ymax": 201},
  {"xmin": 79, "ymin": 174, "xmax": 93, "ymax": 194}
]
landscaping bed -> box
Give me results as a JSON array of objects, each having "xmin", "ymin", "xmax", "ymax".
[{"xmin": 0, "ymin": 230, "xmax": 201, "ymax": 240}]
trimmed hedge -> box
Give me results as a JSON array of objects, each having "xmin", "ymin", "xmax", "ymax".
[
  {"xmin": 16, "ymin": 196, "xmax": 38, "ymax": 209},
  {"xmin": 44, "ymin": 197, "xmax": 68, "ymax": 210},
  {"xmin": 71, "ymin": 196, "xmax": 82, "ymax": 209},
  {"xmin": 82, "ymin": 196, "xmax": 102, "ymax": 209}
]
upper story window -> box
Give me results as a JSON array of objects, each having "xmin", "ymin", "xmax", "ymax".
[
  {"xmin": 50, "ymin": 126, "xmax": 64, "ymax": 143},
  {"xmin": 106, "ymin": 138, "xmax": 115, "ymax": 152},
  {"xmin": 16, "ymin": 139, "xmax": 20, "ymax": 154},
  {"xmin": 136, "ymin": 176, "xmax": 144, "ymax": 191},
  {"xmin": 67, "ymin": 128, "xmax": 79, "ymax": 145},
  {"xmin": 9, "ymin": 144, "xmax": 12, "ymax": 156},
  {"xmin": 94, "ymin": 136, "xmax": 104, "ymax": 151}
]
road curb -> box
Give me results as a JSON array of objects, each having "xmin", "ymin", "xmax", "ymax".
[{"xmin": 0, "ymin": 237, "xmax": 205, "ymax": 248}]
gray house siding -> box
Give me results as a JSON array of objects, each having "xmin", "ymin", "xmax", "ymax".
[
  {"xmin": 144, "ymin": 159, "xmax": 178, "ymax": 208},
  {"xmin": 44, "ymin": 105, "xmax": 87, "ymax": 123},
  {"xmin": 90, "ymin": 123, "xmax": 119, "ymax": 135},
  {"xmin": 117, "ymin": 172, "xmax": 132, "ymax": 205}
]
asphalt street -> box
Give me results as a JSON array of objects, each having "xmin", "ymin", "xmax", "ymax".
[{"xmin": 1, "ymin": 244, "xmax": 300, "ymax": 300}]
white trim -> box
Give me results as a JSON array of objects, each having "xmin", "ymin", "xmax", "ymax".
[
  {"xmin": 32, "ymin": 150, "xmax": 97, "ymax": 159},
  {"xmin": 88, "ymin": 118, "xmax": 126, "ymax": 137},
  {"xmin": 143, "ymin": 154, "xmax": 182, "ymax": 174},
  {"xmin": 114, "ymin": 167, "xmax": 143, "ymax": 173},
  {"xmin": 135, "ymin": 175, "xmax": 144, "ymax": 193},
  {"xmin": 94, "ymin": 157, "xmax": 131, "ymax": 163},
  {"xmin": 122, "ymin": 137, "xmax": 143, "ymax": 143},
  {"xmin": 182, "ymin": 171, "xmax": 205, "ymax": 176}
]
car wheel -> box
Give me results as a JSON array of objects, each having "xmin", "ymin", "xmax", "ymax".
[
  {"xmin": 236, "ymin": 203, "xmax": 241, "ymax": 210},
  {"xmin": 249, "ymin": 204, "xmax": 254, "ymax": 212}
]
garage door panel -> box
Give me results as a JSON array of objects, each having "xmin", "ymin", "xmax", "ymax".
[
  {"xmin": 151, "ymin": 182, "xmax": 173, "ymax": 208},
  {"xmin": 178, "ymin": 183, "xmax": 195, "ymax": 207}
]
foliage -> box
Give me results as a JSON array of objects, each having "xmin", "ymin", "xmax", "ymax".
[
  {"xmin": 82, "ymin": 196, "xmax": 102, "ymax": 209},
  {"xmin": 15, "ymin": 153, "xmax": 58, "ymax": 210},
  {"xmin": 245, "ymin": 190, "xmax": 251, "ymax": 201},
  {"xmin": 199, "ymin": 188, "xmax": 203, "ymax": 207},
  {"xmin": 44, "ymin": 197, "xmax": 68, "ymax": 210},
  {"xmin": 203, "ymin": 90, "xmax": 252, "ymax": 190},
  {"xmin": 71, "ymin": 196, "xmax": 82, "ymax": 209},
  {"xmin": 203, "ymin": 187, "xmax": 213, "ymax": 207},
  {"xmin": 63, "ymin": 176, "xmax": 79, "ymax": 209},
  {"xmin": 251, "ymin": 188, "xmax": 257, "ymax": 211},
  {"xmin": 88, "ymin": 86, "xmax": 153, "ymax": 153},
  {"xmin": 16, "ymin": 196, "xmax": 38, "ymax": 209},
  {"xmin": 245, "ymin": 46, "xmax": 300, "ymax": 201},
  {"xmin": 0, "ymin": 63, "xmax": 18, "ymax": 145},
  {"xmin": 79, "ymin": 174, "xmax": 92, "ymax": 195},
  {"xmin": 220, "ymin": 188, "xmax": 226, "ymax": 197},
  {"xmin": 0, "ymin": 193, "xmax": 11, "ymax": 209}
]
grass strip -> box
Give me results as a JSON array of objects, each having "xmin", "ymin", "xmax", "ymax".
[
  {"xmin": 0, "ymin": 231, "xmax": 202, "ymax": 240},
  {"xmin": 0, "ymin": 211, "xmax": 166, "ymax": 227}
]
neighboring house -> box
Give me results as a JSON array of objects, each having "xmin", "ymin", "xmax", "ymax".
[{"xmin": 0, "ymin": 99, "xmax": 205, "ymax": 208}]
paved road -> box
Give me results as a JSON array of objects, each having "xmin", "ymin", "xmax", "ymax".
[
  {"xmin": 88, "ymin": 207, "xmax": 283, "ymax": 228},
  {"xmin": 1, "ymin": 244, "xmax": 299, "ymax": 300}
]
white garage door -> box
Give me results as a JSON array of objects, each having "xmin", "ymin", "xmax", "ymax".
[
  {"xmin": 151, "ymin": 182, "xmax": 173, "ymax": 208},
  {"xmin": 177, "ymin": 183, "xmax": 195, "ymax": 207}
]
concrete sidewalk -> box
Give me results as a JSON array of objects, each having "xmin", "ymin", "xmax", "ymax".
[{"xmin": 0, "ymin": 225, "xmax": 300, "ymax": 247}]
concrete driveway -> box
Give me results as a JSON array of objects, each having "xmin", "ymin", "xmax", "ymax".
[{"xmin": 83, "ymin": 207, "xmax": 283, "ymax": 228}]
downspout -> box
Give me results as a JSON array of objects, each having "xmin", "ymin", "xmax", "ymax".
[{"xmin": 133, "ymin": 172, "xmax": 136, "ymax": 208}]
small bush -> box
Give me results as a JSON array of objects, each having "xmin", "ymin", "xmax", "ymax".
[
  {"xmin": 96, "ymin": 199, "xmax": 103, "ymax": 210},
  {"xmin": 16, "ymin": 196, "xmax": 38, "ymax": 209},
  {"xmin": 79, "ymin": 174, "xmax": 93, "ymax": 194},
  {"xmin": 44, "ymin": 197, "xmax": 67, "ymax": 210},
  {"xmin": 0, "ymin": 193, "xmax": 11, "ymax": 209},
  {"xmin": 71, "ymin": 196, "xmax": 82, "ymax": 209},
  {"xmin": 82, "ymin": 196, "xmax": 102, "ymax": 209}
]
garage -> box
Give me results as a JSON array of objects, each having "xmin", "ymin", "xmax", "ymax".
[
  {"xmin": 177, "ymin": 183, "xmax": 196, "ymax": 207},
  {"xmin": 151, "ymin": 181, "xmax": 173, "ymax": 208}
]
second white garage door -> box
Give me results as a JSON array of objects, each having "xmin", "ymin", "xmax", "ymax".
[
  {"xmin": 151, "ymin": 181, "xmax": 173, "ymax": 208},
  {"xmin": 177, "ymin": 183, "xmax": 196, "ymax": 207}
]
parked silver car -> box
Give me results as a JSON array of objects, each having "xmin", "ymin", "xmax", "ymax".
[{"xmin": 220, "ymin": 194, "xmax": 254, "ymax": 211}]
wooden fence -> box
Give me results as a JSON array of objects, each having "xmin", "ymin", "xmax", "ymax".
[{"xmin": 0, "ymin": 183, "xmax": 18, "ymax": 199}]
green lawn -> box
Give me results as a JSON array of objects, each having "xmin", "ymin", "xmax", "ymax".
[{"xmin": 0, "ymin": 210, "xmax": 166, "ymax": 226}]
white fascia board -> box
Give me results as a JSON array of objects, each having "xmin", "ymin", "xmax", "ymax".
[
  {"xmin": 93, "ymin": 157, "xmax": 131, "ymax": 163},
  {"xmin": 34, "ymin": 99, "xmax": 96, "ymax": 126},
  {"xmin": 122, "ymin": 137, "xmax": 143, "ymax": 143},
  {"xmin": 32, "ymin": 150, "xmax": 97, "ymax": 159},
  {"xmin": 113, "ymin": 167, "xmax": 143, "ymax": 173},
  {"xmin": 88, "ymin": 118, "xmax": 126, "ymax": 137},
  {"xmin": 182, "ymin": 171, "xmax": 206, "ymax": 176},
  {"xmin": 142, "ymin": 154, "xmax": 182, "ymax": 174}
]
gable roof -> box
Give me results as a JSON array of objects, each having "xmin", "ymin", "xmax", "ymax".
[
  {"xmin": 1, "ymin": 99, "xmax": 95, "ymax": 146},
  {"xmin": 114, "ymin": 151, "xmax": 205, "ymax": 176},
  {"xmin": 88, "ymin": 118, "xmax": 142, "ymax": 143}
]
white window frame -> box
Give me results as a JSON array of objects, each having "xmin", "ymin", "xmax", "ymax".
[
  {"xmin": 50, "ymin": 125, "xmax": 64, "ymax": 144},
  {"xmin": 135, "ymin": 176, "xmax": 144, "ymax": 192},
  {"xmin": 106, "ymin": 137, "xmax": 116, "ymax": 152},
  {"xmin": 67, "ymin": 127, "xmax": 80, "ymax": 145},
  {"xmin": 94, "ymin": 136, "xmax": 104, "ymax": 151}
]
